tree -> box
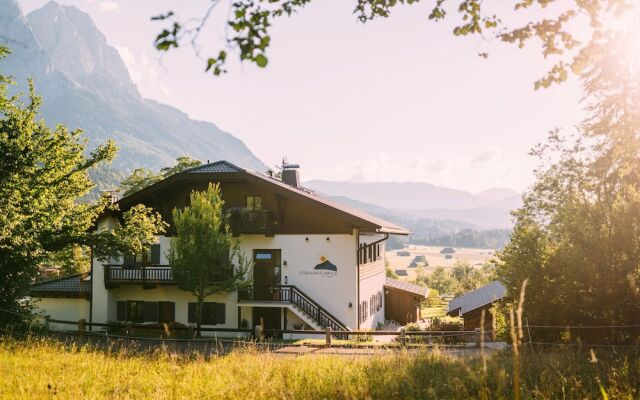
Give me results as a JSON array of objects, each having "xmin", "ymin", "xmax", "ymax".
[
  {"xmin": 385, "ymin": 259, "xmax": 398, "ymax": 279},
  {"xmin": 0, "ymin": 47, "xmax": 167, "ymax": 327},
  {"xmin": 493, "ymin": 12, "xmax": 640, "ymax": 341},
  {"xmin": 414, "ymin": 265, "xmax": 428, "ymax": 287},
  {"xmin": 168, "ymin": 183, "xmax": 252, "ymax": 336},
  {"xmin": 151, "ymin": 0, "xmax": 631, "ymax": 89},
  {"xmin": 119, "ymin": 156, "xmax": 202, "ymax": 197}
]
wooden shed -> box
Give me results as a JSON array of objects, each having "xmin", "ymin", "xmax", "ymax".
[
  {"xmin": 447, "ymin": 281, "xmax": 506, "ymax": 331},
  {"xmin": 384, "ymin": 278, "xmax": 429, "ymax": 325}
]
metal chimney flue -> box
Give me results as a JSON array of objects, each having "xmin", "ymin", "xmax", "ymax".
[{"xmin": 281, "ymin": 158, "xmax": 301, "ymax": 188}]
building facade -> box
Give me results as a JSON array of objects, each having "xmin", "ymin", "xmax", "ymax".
[{"xmin": 31, "ymin": 161, "xmax": 409, "ymax": 335}]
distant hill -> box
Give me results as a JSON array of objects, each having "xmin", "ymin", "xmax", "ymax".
[
  {"xmin": 327, "ymin": 195, "xmax": 511, "ymax": 249},
  {"xmin": 0, "ymin": 0, "xmax": 267, "ymax": 179},
  {"xmin": 306, "ymin": 181, "xmax": 521, "ymax": 229}
]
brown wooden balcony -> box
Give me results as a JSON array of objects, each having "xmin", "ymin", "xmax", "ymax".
[
  {"xmin": 228, "ymin": 208, "xmax": 276, "ymax": 236},
  {"xmin": 104, "ymin": 265, "xmax": 173, "ymax": 288}
]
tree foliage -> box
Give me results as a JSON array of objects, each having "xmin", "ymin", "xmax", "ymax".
[
  {"xmin": 119, "ymin": 156, "xmax": 202, "ymax": 197},
  {"xmin": 0, "ymin": 47, "xmax": 166, "ymax": 326},
  {"xmin": 152, "ymin": 0, "xmax": 631, "ymax": 88},
  {"xmin": 419, "ymin": 261, "xmax": 495, "ymax": 296},
  {"xmin": 497, "ymin": 24, "xmax": 640, "ymax": 339},
  {"xmin": 168, "ymin": 183, "xmax": 252, "ymax": 335}
]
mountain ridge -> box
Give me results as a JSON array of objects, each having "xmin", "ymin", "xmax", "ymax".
[{"xmin": 1, "ymin": 0, "xmax": 268, "ymax": 174}]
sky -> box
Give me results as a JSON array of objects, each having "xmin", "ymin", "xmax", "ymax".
[{"xmin": 19, "ymin": 0, "xmax": 586, "ymax": 193}]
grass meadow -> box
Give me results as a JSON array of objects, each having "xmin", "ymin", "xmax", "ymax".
[{"xmin": 0, "ymin": 338, "xmax": 638, "ymax": 399}]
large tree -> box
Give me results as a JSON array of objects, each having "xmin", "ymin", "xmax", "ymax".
[
  {"xmin": 150, "ymin": 0, "xmax": 633, "ymax": 89},
  {"xmin": 496, "ymin": 22, "xmax": 640, "ymax": 340},
  {"xmin": 168, "ymin": 183, "xmax": 252, "ymax": 336},
  {"xmin": 119, "ymin": 156, "xmax": 202, "ymax": 197},
  {"xmin": 0, "ymin": 48, "xmax": 167, "ymax": 327}
]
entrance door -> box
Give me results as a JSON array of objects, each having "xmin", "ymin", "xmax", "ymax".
[
  {"xmin": 253, "ymin": 250, "xmax": 281, "ymax": 300},
  {"xmin": 253, "ymin": 307, "xmax": 282, "ymax": 336}
]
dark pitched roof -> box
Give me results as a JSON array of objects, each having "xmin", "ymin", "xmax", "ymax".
[
  {"xmin": 384, "ymin": 278, "xmax": 429, "ymax": 297},
  {"xmin": 30, "ymin": 273, "xmax": 91, "ymax": 299},
  {"xmin": 186, "ymin": 160, "xmax": 243, "ymax": 174},
  {"xmin": 118, "ymin": 160, "xmax": 410, "ymax": 235},
  {"xmin": 447, "ymin": 281, "xmax": 506, "ymax": 316}
]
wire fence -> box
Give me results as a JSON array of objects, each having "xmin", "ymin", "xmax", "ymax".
[{"xmin": 2, "ymin": 307, "xmax": 640, "ymax": 353}]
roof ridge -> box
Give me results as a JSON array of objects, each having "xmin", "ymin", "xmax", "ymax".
[
  {"xmin": 184, "ymin": 159, "xmax": 245, "ymax": 174},
  {"xmin": 32, "ymin": 272, "xmax": 87, "ymax": 287}
]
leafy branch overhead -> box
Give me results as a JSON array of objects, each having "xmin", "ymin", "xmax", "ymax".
[{"xmin": 152, "ymin": 0, "xmax": 629, "ymax": 87}]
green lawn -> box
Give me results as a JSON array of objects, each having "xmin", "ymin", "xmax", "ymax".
[
  {"xmin": 0, "ymin": 337, "xmax": 638, "ymax": 399},
  {"xmin": 422, "ymin": 301, "xmax": 449, "ymax": 319}
]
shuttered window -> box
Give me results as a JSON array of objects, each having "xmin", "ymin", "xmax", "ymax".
[
  {"xmin": 159, "ymin": 302, "xmax": 175, "ymax": 323},
  {"xmin": 151, "ymin": 244, "xmax": 161, "ymax": 265},
  {"xmin": 188, "ymin": 302, "xmax": 226, "ymax": 325},
  {"xmin": 116, "ymin": 301, "xmax": 174, "ymax": 323}
]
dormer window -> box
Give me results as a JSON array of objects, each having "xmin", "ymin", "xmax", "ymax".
[{"xmin": 246, "ymin": 195, "xmax": 262, "ymax": 211}]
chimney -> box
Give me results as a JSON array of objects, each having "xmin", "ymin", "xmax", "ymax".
[{"xmin": 281, "ymin": 161, "xmax": 301, "ymax": 188}]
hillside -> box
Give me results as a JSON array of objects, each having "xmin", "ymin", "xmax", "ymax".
[
  {"xmin": 0, "ymin": 0, "xmax": 267, "ymax": 176},
  {"xmin": 307, "ymin": 181, "xmax": 521, "ymax": 229}
]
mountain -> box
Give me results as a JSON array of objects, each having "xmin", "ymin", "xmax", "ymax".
[
  {"xmin": 475, "ymin": 187, "xmax": 519, "ymax": 202},
  {"xmin": 328, "ymin": 196, "xmax": 511, "ymax": 249},
  {"xmin": 305, "ymin": 181, "xmax": 522, "ymax": 229},
  {"xmin": 0, "ymin": 0, "xmax": 267, "ymax": 175}
]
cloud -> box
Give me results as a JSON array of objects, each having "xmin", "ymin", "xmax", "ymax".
[
  {"xmin": 114, "ymin": 46, "xmax": 170, "ymax": 97},
  {"xmin": 470, "ymin": 147, "xmax": 500, "ymax": 168},
  {"xmin": 99, "ymin": 1, "xmax": 119, "ymax": 13},
  {"xmin": 412, "ymin": 157, "xmax": 451, "ymax": 174}
]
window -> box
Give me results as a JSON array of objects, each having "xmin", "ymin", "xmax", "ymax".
[
  {"xmin": 159, "ymin": 302, "xmax": 175, "ymax": 323},
  {"xmin": 116, "ymin": 301, "xmax": 175, "ymax": 323},
  {"xmin": 246, "ymin": 195, "xmax": 262, "ymax": 211},
  {"xmin": 360, "ymin": 300, "xmax": 368, "ymax": 324},
  {"xmin": 188, "ymin": 302, "xmax": 226, "ymax": 325},
  {"xmin": 124, "ymin": 244, "xmax": 161, "ymax": 267}
]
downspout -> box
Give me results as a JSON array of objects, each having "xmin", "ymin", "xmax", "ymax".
[
  {"xmin": 355, "ymin": 229, "xmax": 360, "ymax": 330},
  {"xmin": 89, "ymin": 246, "xmax": 94, "ymax": 331}
]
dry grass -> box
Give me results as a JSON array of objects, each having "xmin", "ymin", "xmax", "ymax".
[{"xmin": 0, "ymin": 337, "xmax": 638, "ymax": 399}]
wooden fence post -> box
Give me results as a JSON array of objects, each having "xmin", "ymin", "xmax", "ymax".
[
  {"xmin": 400, "ymin": 328, "xmax": 406, "ymax": 346},
  {"xmin": 78, "ymin": 318, "xmax": 86, "ymax": 332},
  {"xmin": 325, "ymin": 327, "xmax": 332, "ymax": 347},
  {"xmin": 44, "ymin": 316, "xmax": 50, "ymax": 332},
  {"xmin": 474, "ymin": 328, "xmax": 481, "ymax": 348}
]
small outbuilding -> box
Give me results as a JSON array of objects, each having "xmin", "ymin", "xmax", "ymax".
[
  {"xmin": 440, "ymin": 247, "xmax": 456, "ymax": 254},
  {"xmin": 447, "ymin": 281, "xmax": 506, "ymax": 331},
  {"xmin": 384, "ymin": 278, "xmax": 429, "ymax": 325},
  {"xmin": 30, "ymin": 273, "xmax": 91, "ymax": 330}
]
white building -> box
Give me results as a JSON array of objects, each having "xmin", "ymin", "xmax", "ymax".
[{"xmin": 31, "ymin": 161, "xmax": 409, "ymax": 335}]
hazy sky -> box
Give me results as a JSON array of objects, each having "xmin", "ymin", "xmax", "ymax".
[{"xmin": 19, "ymin": 0, "xmax": 586, "ymax": 193}]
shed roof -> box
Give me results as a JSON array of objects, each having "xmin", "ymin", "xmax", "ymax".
[
  {"xmin": 30, "ymin": 273, "xmax": 91, "ymax": 299},
  {"xmin": 447, "ymin": 281, "xmax": 506, "ymax": 316},
  {"xmin": 384, "ymin": 278, "xmax": 429, "ymax": 297}
]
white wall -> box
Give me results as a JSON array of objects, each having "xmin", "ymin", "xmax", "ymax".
[
  {"xmin": 359, "ymin": 233, "xmax": 387, "ymax": 329},
  {"xmin": 34, "ymin": 298, "xmax": 90, "ymax": 331},
  {"xmin": 239, "ymin": 233, "xmax": 359, "ymax": 329},
  {"xmin": 106, "ymin": 285, "xmax": 236, "ymax": 325},
  {"xmin": 91, "ymin": 225, "xmax": 362, "ymax": 330}
]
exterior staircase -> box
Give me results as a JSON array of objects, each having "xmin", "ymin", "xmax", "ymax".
[{"xmin": 238, "ymin": 285, "xmax": 348, "ymax": 332}]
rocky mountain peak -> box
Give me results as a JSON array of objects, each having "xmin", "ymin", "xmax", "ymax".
[{"xmin": 26, "ymin": 1, "xmax": 138, "ymax": 97}]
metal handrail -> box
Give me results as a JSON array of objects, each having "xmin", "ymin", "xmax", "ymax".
[{"xmin": 238, "ymin": 285, "xmax": 348, "ymax": 331}]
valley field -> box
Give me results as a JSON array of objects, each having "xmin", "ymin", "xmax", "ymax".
[
  {"xmin": 387, "ymin": 245, "xmax": 495, "ymax": 281},
  {"xmin": 0, "ymin": 339, "xmax": 637, "ymax": 399}
]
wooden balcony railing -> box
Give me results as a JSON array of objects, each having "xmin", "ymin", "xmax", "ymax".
[
  {"xmin": 228, "ymin": 208, "xmax": 276, "ymax": 236},
  {"xmin": 104, "ymin": 265, "xmax": 173, "ymax": 286}
]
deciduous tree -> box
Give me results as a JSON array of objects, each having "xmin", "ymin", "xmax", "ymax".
[{"xmin": 168, "ymin": 183, "xmax": 252, "ymax": 336}]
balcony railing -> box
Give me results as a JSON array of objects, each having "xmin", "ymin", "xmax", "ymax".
[
  {"xmin": 104, "ymin": 265, "xmax": 173, "ymax": 286},
  {"xmin": 104, "ymin": 265, "xmax": 233, "ymax": 288},
  {"xmin": 228, "ymin": 208, "xmax": 276, "ymax": 236}
]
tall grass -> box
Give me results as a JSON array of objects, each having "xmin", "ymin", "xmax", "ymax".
[{"xmin": 0, "ymin": 337, "xmax": 638, "ymax": 399}]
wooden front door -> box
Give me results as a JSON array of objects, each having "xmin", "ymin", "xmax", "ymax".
[{"xmin": 253, "ymin": 250, "xmax": 281, "ymax": 300}]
